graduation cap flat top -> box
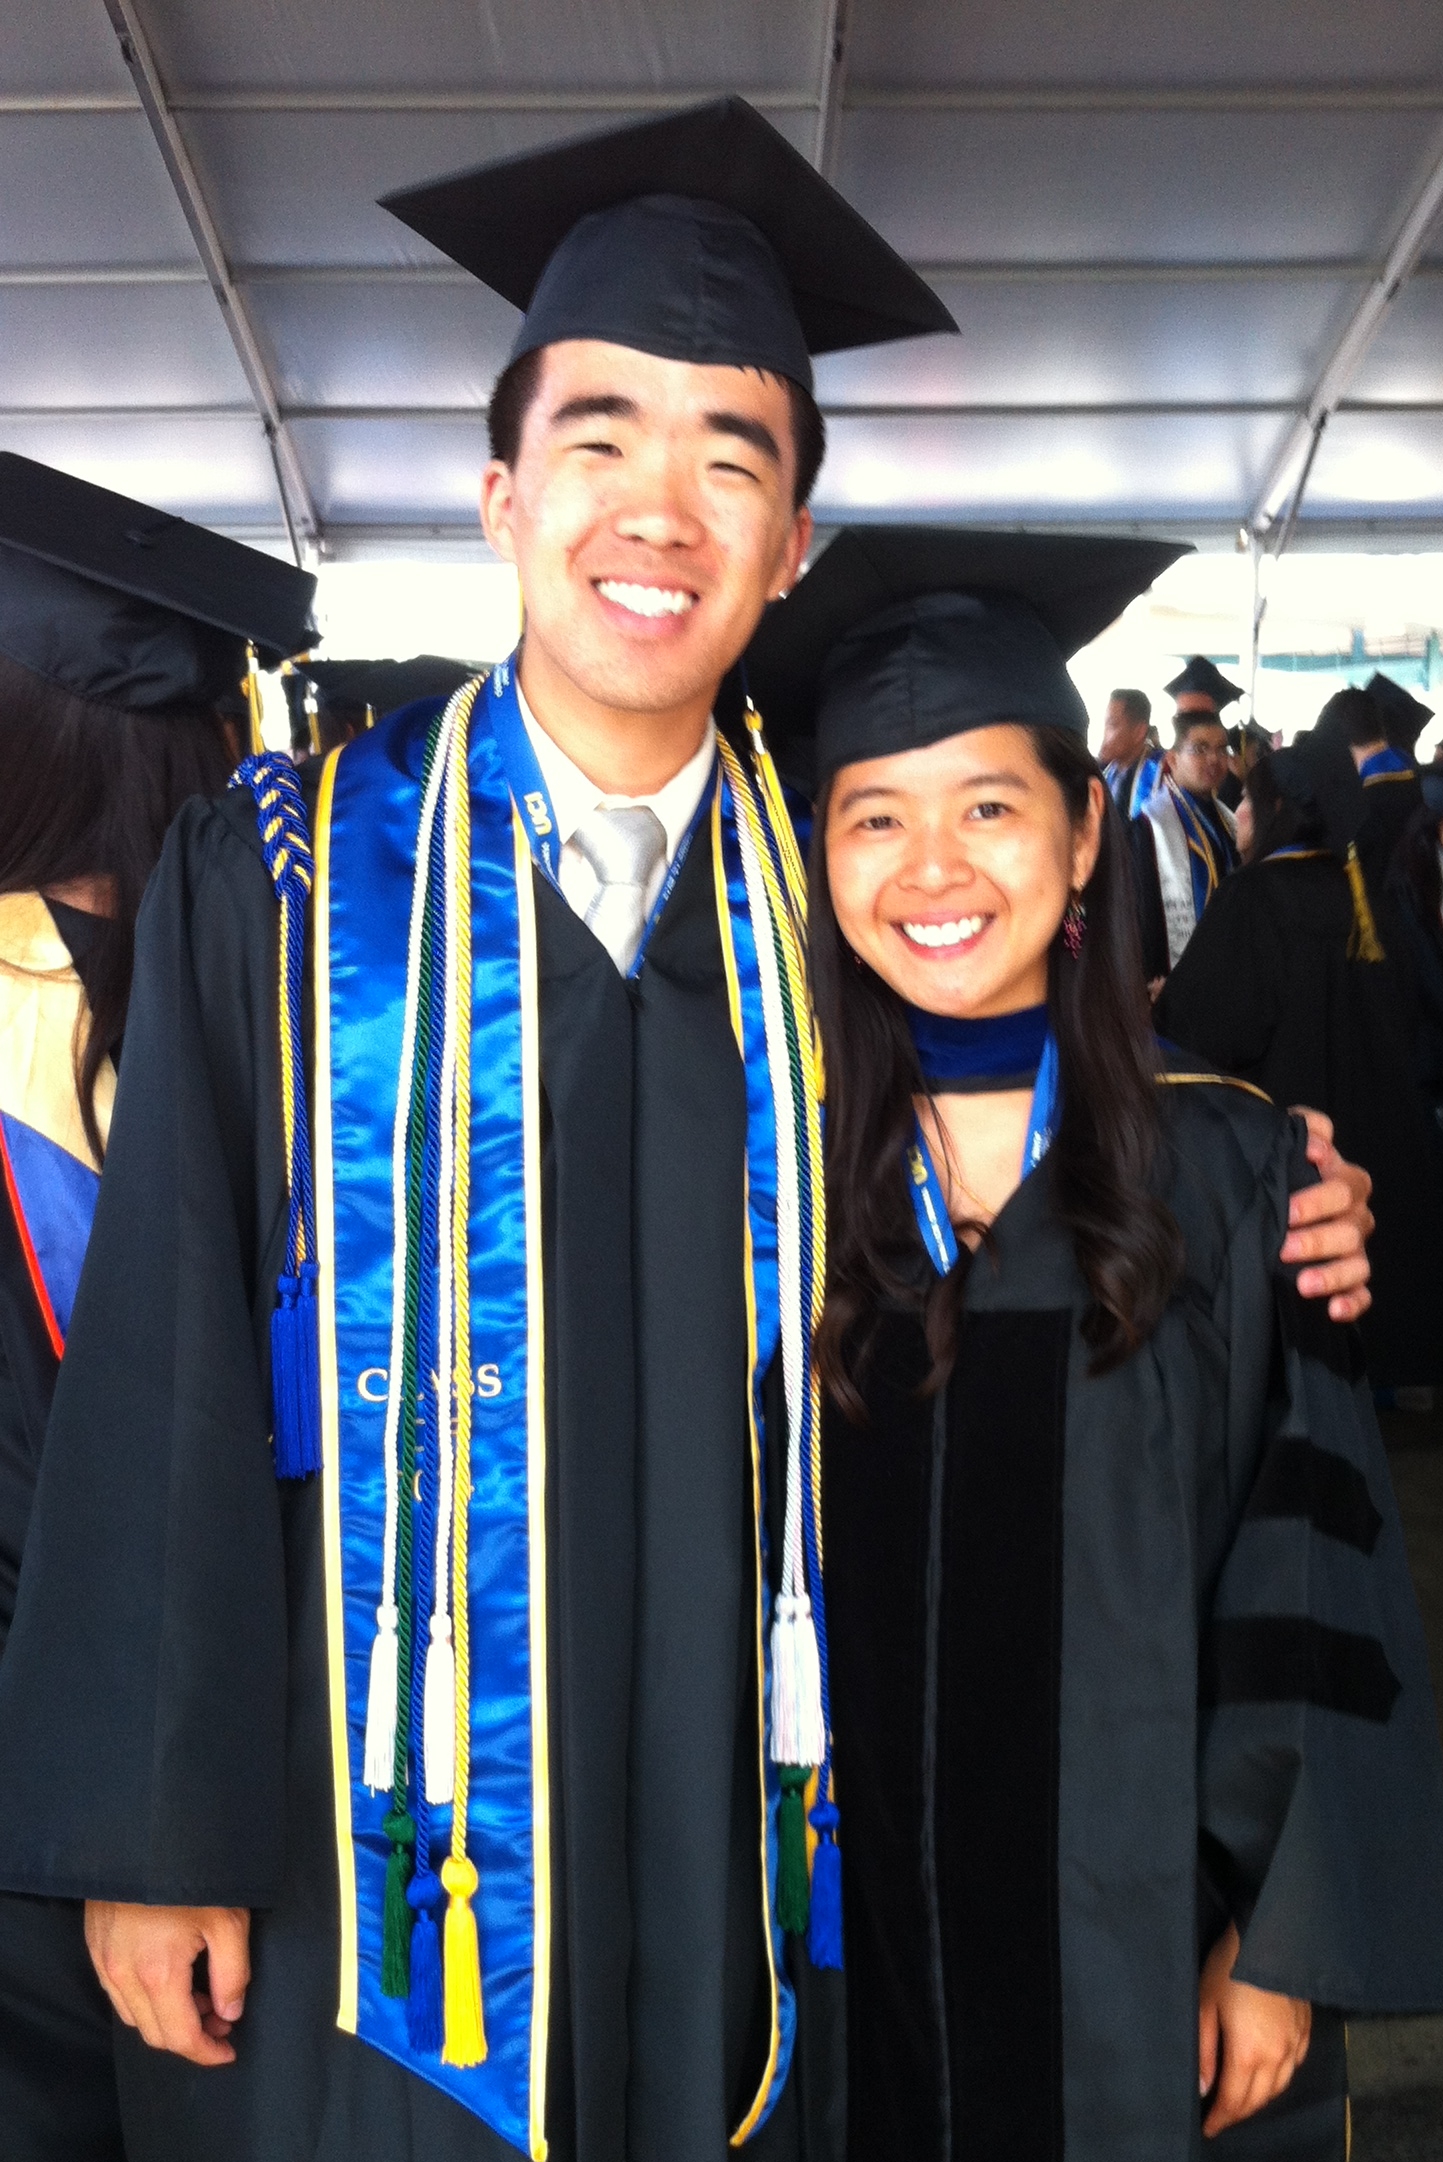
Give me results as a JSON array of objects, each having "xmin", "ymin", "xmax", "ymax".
[
  {"xmin": 381, "ymin": 98, "xmax": 956, "ymax": 394},
  {"xmin": 745, "ymin": 527, "xmax": 1190, "ymax": 783},
  {"xmin": 1165, "ymin": 655, "xmax": 1244, "ymax": 710},
  {"xmin": 1366, "ymin": 670, "xmax": 1433, "ymax": 737},
  {"xmin": 0, "ymin": 453, "xmax": 317, "ymax": 710}
]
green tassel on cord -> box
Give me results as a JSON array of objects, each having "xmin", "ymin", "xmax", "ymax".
[
  {"xmin": 777, "ymin": 1766, "xmax": 811, "ymax": 1935},
  {"xmin": 382, "ymin": 1808, "xmax": 417, "ymax": 1996}
]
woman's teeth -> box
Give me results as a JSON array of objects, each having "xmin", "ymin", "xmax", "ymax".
[
  {"xmin": 595, "ymin": 580, "xmax": 696, "ymax": 618},
  {"xmin": 901, "ymin": 916, "xmax": 986, "ymax": 949}
]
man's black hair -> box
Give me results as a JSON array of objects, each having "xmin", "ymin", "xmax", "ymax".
[
  {"xmin": 1317, "ymin": 686, "xmax": 1386, "ymax": 750},
  {"xmin": 1173, "ymin": 708, "xmax": 1228, "ymax": 748},
  {"xmin": 487, "ymin": 347, "xmax": 826, "ymax": 509},
  {"xmin": 1109, "ymin": 687, "xmax": 1151, "ymax": 727}
]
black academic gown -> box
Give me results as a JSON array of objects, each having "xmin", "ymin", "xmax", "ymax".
[
  {"xmin": 0, "ymin": 899, "xmax": 126, "ymax": 2162},
  {"xmin": 1156, "ymin": 855, "xmax": 1443, "ymax": 1385},
  {"xmin": 0, "ymin": 777, "xmax": 842, "ymax": 2162},
  {"xmin": 825, "ymin": 1078, "xmax": 1443, "ymax": 2162},
  {"xmin": 1357, "ymin": 766, "xmax": 1423, "ymax": 903},
  {"xmin": 1386, "ymin": 858, "xmax": 1443, "ymax": 1126}
]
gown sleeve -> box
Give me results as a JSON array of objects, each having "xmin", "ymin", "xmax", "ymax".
[
  {"xmin": 0, "ymin": 794, "xmax": 292, "ymax": 1907},
  {"xmin": 1128, "ymin": 813, "xmax": 1170, "ymax": 982},
  {"xmin": 1197, "ymin": 1110, "xmax": 1443, "ymax": 2010},
  {"xmin": 1154, "ymin": 871, "xmax": 1279, "ymax": 1078}
]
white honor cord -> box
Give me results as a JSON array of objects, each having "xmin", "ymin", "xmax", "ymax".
[
  {"xmin": 734, "ymin": 803, "xmax": 824, "ymax": 1770},
  {"xmin": 362, "ymin": 697, "xmax": 457, "ymax": 1791},
  {"xmin": 424, "ymin": 725, "xmax": 461, "ymax": 1806}
]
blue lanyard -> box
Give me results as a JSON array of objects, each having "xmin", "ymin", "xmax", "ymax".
[
  {"xmin": 486, "ymin": 649, "xmax": 713, "ymax": 979},
  {"xmin": 905, "ymin": 1032, "xmax": 1060, "ymax": 1276}
]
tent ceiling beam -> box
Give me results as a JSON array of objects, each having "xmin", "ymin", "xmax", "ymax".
[
  {"xmin": 99, "ymin": 0, "xmax": 319, "ymax": 559},
  {"xmin": 813, "ymin": 0, "xmax": 850, "ymax": 177},
  {"xmin": 1249, "ymin": 122, "xmax": 1443, "ymax": 534}
]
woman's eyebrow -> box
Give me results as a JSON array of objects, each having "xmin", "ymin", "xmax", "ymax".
[{"xmin": 835, "ymin": 783, "xmax": 902, "ymax": 813}]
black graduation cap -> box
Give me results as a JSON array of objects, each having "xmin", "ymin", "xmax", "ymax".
[
  {"xmin": 381, "ymin": 97, "xmax": 956, "ymax": 395},
  {"xmin": 1365, "ymin": 670, "xmax": 1433, "ymax": 745},
  {"xmin": 1164, "ymin": 655, "xmax": 1244, "ymax": 711},
  {"xmin": 300, "ymin": 655, "xmax": 479, "ymax": 720},
  {"xmin": 743, "ymin": 527, "xmax": 1190, "ymax": 785},
  {"xmin": 0, "ymin": 452, "xmax": 318, "ymax": 712}
]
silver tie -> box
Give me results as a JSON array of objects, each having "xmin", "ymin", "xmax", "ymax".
[{"xmin": 573, "ymin": 805, "xmax": 668, "ymax": 974}]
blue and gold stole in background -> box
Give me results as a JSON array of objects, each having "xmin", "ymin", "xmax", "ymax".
[{"xmin": 283, "ymin": 658, "xmax": 835, "ymax": 2157}]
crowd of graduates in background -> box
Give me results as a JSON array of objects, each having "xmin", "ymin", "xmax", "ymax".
[{"xmin": 1104, "ymin": 657, "xmax": 1443, "ymax": 1395}]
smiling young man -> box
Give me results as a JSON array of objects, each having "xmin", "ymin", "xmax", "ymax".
[
  {"xmin": 1132, "ymin": 708, "xmax": 1242, "ymax": 985},
  {"xmin": 0, "ymin": 102, "xmax": 1373, "ymax": 2162}
]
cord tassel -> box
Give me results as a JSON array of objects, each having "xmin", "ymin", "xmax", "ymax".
[
  {"xmin": 769, "ymin": 1592, "xmax": 825, "ymax": 1769},
  {"xmin": 270, "ymin": 1264, "xmax": 322, "ymax": 1478},
  {"xmin": 777, "ymin": 1765, "xmax": 812, "ymax": 1935},
  {"xmin": 381, "ymin": 1809, "xmax": 416, "ymax": 1997},
  {"xmin": 806, "ymin": 1798, "xmax": 844, "ymax": 1971},
  {"xmin": 406, "ymin": 1868, "xmax": 444, "ymax": 2053},
  {"xmin": 440, "ymin": 1856, "xmax": 487, "ymax": 2065},
  {"xmin": 362, "ymin": 1604, "xmax": 399, "ymax": 1792},
  {"xmin": 1345, "ymin": 843, "xmax": 1385, "ymax": 962},
  {"xmin": 423, "ymin": 1616, "xmax": 456, "ymax": 1806}
]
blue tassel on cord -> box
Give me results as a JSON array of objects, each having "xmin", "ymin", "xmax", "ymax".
[
  {"xmin": 270, "ymin": 1262, "xmax": 322, "ymax": 1478},
  {"xmin": 806, "ymin": 1798, "xmax": 844, "ymax": 1971},
  {"xmin": 406, "ymin": 1869, "xmax": 444, "ymax": 2053}
]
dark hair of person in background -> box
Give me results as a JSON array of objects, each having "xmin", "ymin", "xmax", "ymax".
[
  {"xmin": 1240, "ymin": 751, "xmax": 1328, "ymax": 865},
  {"xmin": 1109, "ymin": 686, "xmax": 1151, "ymax": 727},
  {"xmin": 486, "ymin": 346, "xmax": 828, "ymax": 509},
  {"xmin": 811, "ymin": 721, "xmax": 1184, "ymax": 1418},
  {"xmin": 0, "ymin": 648, "xmax": 236, "ymax": 1162},
  {"xmin": 1316, "ymin": 685, "xmax": 1384, "ymax": 749},
  {"xmin": 1172, "ymin": 707, "xmax": 1227, "ymax": 747}
]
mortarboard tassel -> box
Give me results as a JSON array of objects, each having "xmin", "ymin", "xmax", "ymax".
[
  {"xmin": 441, "ymin": 1856, "xmax": 488, "ymax": 2066},
  {"xmin": 406, "ymin": 1868, "xmax": 444, "ymax": 2053},
  {"xmin": 806, "ymin": 1795, "xmax": 844, "ymax": 1971},
  {"xmin": 1344, "ymin": 843, "xmax": 1386, "ymax": 962},
  {"xmin": 381, "ymin": 1807, "xmax": 416, "ymax": 1997}
]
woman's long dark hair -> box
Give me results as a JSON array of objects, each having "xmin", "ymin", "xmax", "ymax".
[
  {"xmin": 1241, "ymin": 752, "xmax": 1325, "ymax": 865},
  {"xmin": 0, "ymin": 650, "xmax": 237, "ymax": 1161},
  {"xmin": 813, "ymin": 723, "xmax": 1185, "ymax": 1417}
]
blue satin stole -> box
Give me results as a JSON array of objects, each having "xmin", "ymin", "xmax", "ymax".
[{"xmin": 312, "ymin": 685, "xmax": 798, "ymax": 2152}]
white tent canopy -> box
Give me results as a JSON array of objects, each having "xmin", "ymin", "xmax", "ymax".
[{"xmin": 5, "ymin": 0, "xmax": 1443, "ymax": 559}]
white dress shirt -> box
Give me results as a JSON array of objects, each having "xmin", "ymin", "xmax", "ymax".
[{"xmin": 517, "ymin": 683, "xmax": 717, "ymax": 923}]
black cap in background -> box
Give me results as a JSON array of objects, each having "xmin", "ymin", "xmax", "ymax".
[
  {"xmin": 381, "ymin": 97, "xmax": 956, "ymax": 395},
  {"xmin": 1270, "ymin": 731, "xmax": 1366, "ymax": 859},
  {"xmin": 744, "ymin": 526, "xmax": 1189, "ymax": 785},
  {"xmin": 0, "ymin": 453, "xmax": 318, "ymax": 712},
  {"xmin": 302, "ymin": 655, "xmax": 479, "ymax": 720},
  {"xmin": 1366, "ymin": 670, "xmax": 1433, "ymax": 748},
  {"xmin": 1164, "ymin": 654, "xmax": 1244, "ymax": 711}
]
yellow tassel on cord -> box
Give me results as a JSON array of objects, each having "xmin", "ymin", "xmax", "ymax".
[
  {"xmin": 1344, "ymin": 844, "xmax": 1385, "ymax": 962},
  {"xmin": 441, "ymin": 1855, "xmax": 487, "ymax": 2066}
]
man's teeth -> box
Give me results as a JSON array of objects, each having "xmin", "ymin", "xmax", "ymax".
[
  {"xmin": 901, "ymin": 916, "xmax": 986, "ymax": 949},
  {"xmin": 595, "ymin": 580, "xmax": 696, "ymax": 619}
]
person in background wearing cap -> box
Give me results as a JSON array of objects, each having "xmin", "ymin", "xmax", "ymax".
[
  {"xmin": 0, "ymin": 100, "xmax": 956, "ymax": 2162},
  {"xmin": 1098, "ymin": 685, "xmax": 1162, "ymax": 817},
  {"xmin": 1130, "ymin": 703, "xmax": 1241, "ymax": 989},
  {"xmin": 1388, "ymin": 770, "xmax": 1443, "ymax": 1138},
  {"xmin": 1314, "ymin": 679, "xmax": 1430, "ymax": 907},
  {"xmin": 287, "ymin": 657, "xmax": 479, "ymax": 762},
  {"xmin": 0, "ymin": 454, "xmax": 316, "ymax": 2161},
  {"xmin": 743, "ymin": 528, "xmax": 1443, "ymax": 2162},
  {"xmin": 1159, "ymin": 732, "xmax": 1443, "ymax": 1401}
]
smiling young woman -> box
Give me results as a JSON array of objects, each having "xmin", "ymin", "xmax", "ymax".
[{"xmin": 745, "ymin": 528, "xmax": 1443, "ymax": 2162}]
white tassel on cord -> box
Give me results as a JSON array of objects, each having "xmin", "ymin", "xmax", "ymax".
[
  {"xmin": 363, "ymin": 1601, "xmax": 399, "ymax": 1791},
  {"xmin": 733, "ymin": 804, "xmax": 826, "ymax": 1770},
  {"xmin": 423, "ymin": 1613, "xmax": 456, "ymax": 1804},
  {"xmin": 770, "ymin": 1592, "xmax": 826, "ymax": 1768}
]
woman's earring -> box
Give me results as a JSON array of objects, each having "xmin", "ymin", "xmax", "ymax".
[
  {"xmin": 1063, "ymin": 893, "xmax": 1087, "ymax": 960},
  {"xmin": 849, "ymin": 946, "xmax": 864, "ymax": 969}
]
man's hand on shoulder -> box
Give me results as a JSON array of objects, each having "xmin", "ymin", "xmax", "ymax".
[
  {"xmin": 85, "ymin": 1901, "xmax": 250, "ymax": 2066},
  {"xmin": 1280, "ymin": 1107, "xmax": 1374, "ymax": 1323}
]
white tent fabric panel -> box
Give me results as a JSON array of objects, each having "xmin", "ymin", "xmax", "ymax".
[{"xmin": 1, "ymin": 0, "xmax": 1440, "ymax": 553}]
